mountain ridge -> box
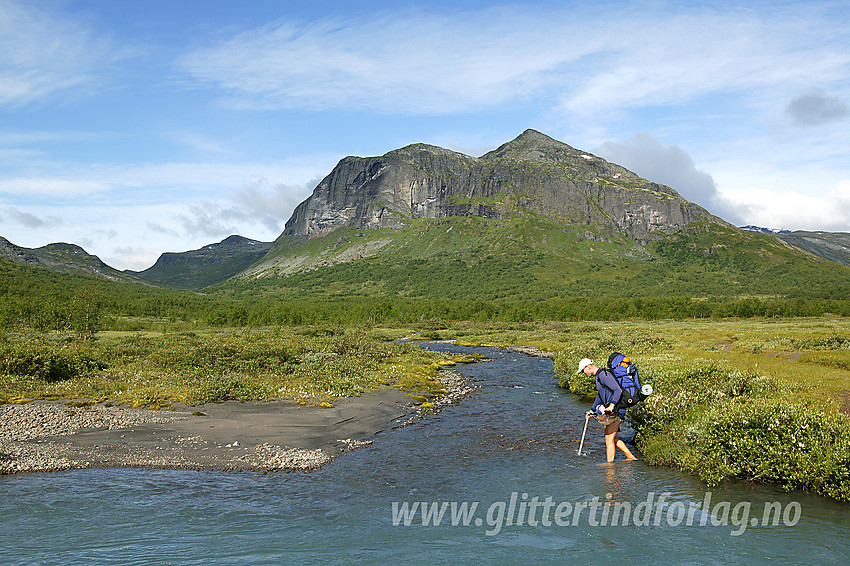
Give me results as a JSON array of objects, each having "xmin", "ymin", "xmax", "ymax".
[
  {"xmin": 279, "ymin": 129, "xmax": 727, "ymax": 248},
  {"xmin": 126, "ymin": 235, "xmax": 273, "ymax": 290},
  {"xmin": 5, "ymin": 130, "xmax": 850, "ymax": 294},
  {"xmin": 0, "ymin": 236, "xmax": 142, "ymax": 284}
]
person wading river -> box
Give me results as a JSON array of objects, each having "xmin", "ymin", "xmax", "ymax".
[{"xmin": 577, "ymin": 358, "xmax": 638, "ymax": 463}]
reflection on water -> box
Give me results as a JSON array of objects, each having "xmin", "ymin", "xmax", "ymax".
[{"xmin": 1, "ymin": 343, "xmax": 848, "ymax": 565}]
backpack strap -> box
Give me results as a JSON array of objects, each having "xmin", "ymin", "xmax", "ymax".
[{"xmin": 595, "ymin": 368, "xmax": 622, "ymax": 398}]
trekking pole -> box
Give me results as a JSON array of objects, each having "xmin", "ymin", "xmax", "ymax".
[{"xmin": 577, "ymin": 413, "xmax": 590, "ymax": 455}]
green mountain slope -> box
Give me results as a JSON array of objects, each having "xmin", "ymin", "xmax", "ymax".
[
  {"xmin": 128, "ymin": 235, "xmax": 273, "ymax": 289},
  {"xmin": 216, "ymin": 215, "xmax": 850, "ymax": 302},
  {"xmin": 0, "ymin": 236, "xmax": 142, "ymax": 284}
]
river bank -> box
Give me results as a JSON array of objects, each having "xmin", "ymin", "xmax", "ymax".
[{"xmin": 0, "ymin": 369, "xmax": 471, "ymax": 475}]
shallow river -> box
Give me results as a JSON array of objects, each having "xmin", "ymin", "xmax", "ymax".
[{"xmin": 2, "ymin": 344, "xmax": 848, "ymax": 564}]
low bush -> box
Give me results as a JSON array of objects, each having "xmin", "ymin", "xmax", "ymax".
[
  {"xmin": 612, "ymin": 361, "xmax": 849, "ymax": 501},
  {"xmin": 643, "ymin": 398, "xmax": 850, "ymax": 501},
  {"xmin": 0, "ymin": 340, "xmax": 106, "ymax": 381}
]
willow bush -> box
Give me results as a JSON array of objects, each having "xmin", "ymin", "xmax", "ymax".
[{"xmin": 574, "ymin": 359, "xmax": 850, "ymax": 501}]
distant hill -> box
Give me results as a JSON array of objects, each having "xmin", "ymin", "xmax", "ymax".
[
  {"xmin": 217, "ymin": 130, "xmax": 850, "ymax": 301},
  {"xmin": 0, "ymin": 236, "xmax": 142, "ymax": 284},
  {"xmin": 774, "ymin": 231, "xmax": 850, "ymax": 268},
  {"xmin": 741, "ymin": 226, "xmax": 850, "ymax": 267},
  {"xmin": 128, "ymin": 235, "xmax": 272, "ymax": 289}
]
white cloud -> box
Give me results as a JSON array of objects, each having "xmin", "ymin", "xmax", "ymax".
[
  {"xmin": 594, "ymin": 133, "xmax": 745, "ymax": 224},
  {"xmin": 1, "ymin": 177, "xmax": 112, "ymax": 198},
  {"xmin": 178, "ymin": 7, "xmax": 600, "ymax": 113},
  {"xmin": 716, "ymin": 179, "xmax": 850, "ymax": 232},
  {"xmin": 561, "ymin": 13, "xmax": 849, "ymax": 118},
  {"xmin": 175, "ymin": 176, "xmax": 316, "ymax": 238},
  {"xmin": 0, "ymin": 159, "xmax": 329, "ymax": 202},
  {"xmin": 0, "ymin": 0, "xmax": 117, "ymax": 108},
  {"xmin": 178, "ymin": 3, "xmax": 850, "ymax": 121}
]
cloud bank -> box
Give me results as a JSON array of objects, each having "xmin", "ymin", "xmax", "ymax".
[{"xmin": 594, "ymin": 133, "xmax": 746, "ymax": 224}]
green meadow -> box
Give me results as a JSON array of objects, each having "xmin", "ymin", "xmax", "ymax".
[
  {"xmin": 3, "ymin": 256, "xmax": 850, "ymax": 499},
  {"xmin": 3, "ymin": 315, "xmax": 850, "ymax": 499}
]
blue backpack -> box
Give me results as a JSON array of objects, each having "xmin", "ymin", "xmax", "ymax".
[{"xmin": 605, "ymin": 352, "xmax": 649, "ymax": 409}]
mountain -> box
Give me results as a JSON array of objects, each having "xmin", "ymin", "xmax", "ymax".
[
  {"xmin": 0, "ymin": 236, "xmax": 142, "ymax": 283},
  {"xmin": 741, "ymin": 226, "xmax": 850, "ymax": 267},
  {"xmin": 6, "ymin": 129, "xmax": 849, "ymax": 299},
  {"xmin": 773, "ymin": 231, "xmax": 850, "ymax": 268},
  {"xmin": 222, "ymin": 130, "xmax": 850, "ymax": 301},
  {"xmin": 281, "ymin": 129, "xmax": 725, "ymax": 242},
  {"xmin": 249, "ymin": 129, "xmax": 727, "ymax": 278},
  {"xmin": 128, "ymin": 235, "xmax": 273, "ymax": 290}
]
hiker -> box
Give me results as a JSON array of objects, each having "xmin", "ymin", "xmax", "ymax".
[{"xmin": 577, "ymin": 358, "xmax": 638, "ymax": 463}]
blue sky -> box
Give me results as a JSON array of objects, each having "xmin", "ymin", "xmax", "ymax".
[{"xmin": 1, "ymin": 0, "xmax": 849, "ymax": 270}]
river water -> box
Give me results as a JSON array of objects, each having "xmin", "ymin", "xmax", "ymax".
[{"xmin": 2, "ymin": 344, "xmax": 848, "ymax": 565}]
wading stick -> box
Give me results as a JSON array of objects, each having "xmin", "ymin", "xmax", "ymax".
[{"xmin": 577, "ymin": 414, "xmax": 590, "ymax": 455}]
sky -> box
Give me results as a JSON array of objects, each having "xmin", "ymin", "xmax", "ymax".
[{"xmin": 1, "ymin": 0, "xmax": 849, "ymax": 271}]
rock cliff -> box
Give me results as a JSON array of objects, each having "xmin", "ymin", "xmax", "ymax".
[{"xmin": 281, "ymin": 129, "xmax": 726, "ymax": 243}]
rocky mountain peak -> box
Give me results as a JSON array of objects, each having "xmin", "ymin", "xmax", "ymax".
[
  {"xmin": 280, "ymin": 130, "xmax": 726, "ymax": 243},
  {"xmin": 387, "ymin": 142, "xmax": 472, "ymax": 162},
  {"xmin": 481, "ymin": 128, "xmax": 579, "ymax": 162}
]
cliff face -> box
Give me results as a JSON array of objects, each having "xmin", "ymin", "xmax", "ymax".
[{"xmin": 281, "ymin": 129, "xmax": 726, "ymax": 243}]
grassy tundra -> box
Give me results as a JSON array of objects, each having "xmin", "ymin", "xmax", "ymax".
[
  {"xmin": 2, "ymin": 317, "xmax": 850, "ymax": 500},
  {"xmin": 0, "ymin": 325, "xmax": 449, "ymax": 408}
]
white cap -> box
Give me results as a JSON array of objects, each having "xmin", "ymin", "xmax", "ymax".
[{"xmin": 577, "ymin": 358, "xmax": 593, "ymax": 374}]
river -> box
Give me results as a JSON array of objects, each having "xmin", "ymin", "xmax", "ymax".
[{"xmin": 1, "ymin": 343, "xmax": 848, "ymax": 564}]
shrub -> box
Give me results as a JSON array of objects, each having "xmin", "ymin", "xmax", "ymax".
[
  {"xmin": 0, "ymin": 341, "xmax": 105, "ymax": 381},
  {"xmin": 672, "ymin": 399, "xmax": 850, "ymax": 500},
  {"xmin": 631, "ymin": 361, "xmax": 849, "ymax": 501},
  {"xmin": 553, "ymin": 355, "xmax": 594, "ymax": 395}
]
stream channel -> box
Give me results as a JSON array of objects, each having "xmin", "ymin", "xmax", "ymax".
[{"xmin": 2, "ymin": 343, "xmax": 848, "ymax": 564}]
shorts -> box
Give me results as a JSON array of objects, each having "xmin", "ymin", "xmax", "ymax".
[{"xmin": 595, "ymin": 413, "xmax": 621, "ymax": 426}]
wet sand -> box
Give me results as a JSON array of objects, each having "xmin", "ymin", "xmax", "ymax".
[{"xmin": 1, "ymin": 387, "xmax": 418, "ymax": 474}]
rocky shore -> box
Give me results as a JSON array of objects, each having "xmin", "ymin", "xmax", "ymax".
[
  {"xmin": 0, "ymin": 369, "xmax": 474, "ymax": 475},
  {"xmin": 506, "ymin": 345, "xmax": 555, "ymax": 358}
]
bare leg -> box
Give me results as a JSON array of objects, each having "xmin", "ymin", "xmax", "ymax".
[
  {"xmin": 604, "ymin": 421, "xmax": 638, "ymax": 462},
  {"xmin": 603, "ymin": 422, "xmax": 618, "ymax": 462},
  {"xmin": 616, "ymin": 438, "xmax": 638, "ymax": 461}
]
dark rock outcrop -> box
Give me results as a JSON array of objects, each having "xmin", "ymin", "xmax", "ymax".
[{"xmin": 282, "ymin": 129, "xmax": 727, "ymax": 243}]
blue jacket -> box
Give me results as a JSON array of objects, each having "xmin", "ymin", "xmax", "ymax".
[{"xmin": 591, "ymin": 368, "xmax": 626, "ymax": 417}]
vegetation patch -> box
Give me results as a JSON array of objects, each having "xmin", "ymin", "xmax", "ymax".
[
  {"xmin": 0, "ymin": 327, "xmax": 443, "ymax": 407},
  {"xmin": 544, "ymin": 318, "xmax": 850, "ymax": 501}
]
